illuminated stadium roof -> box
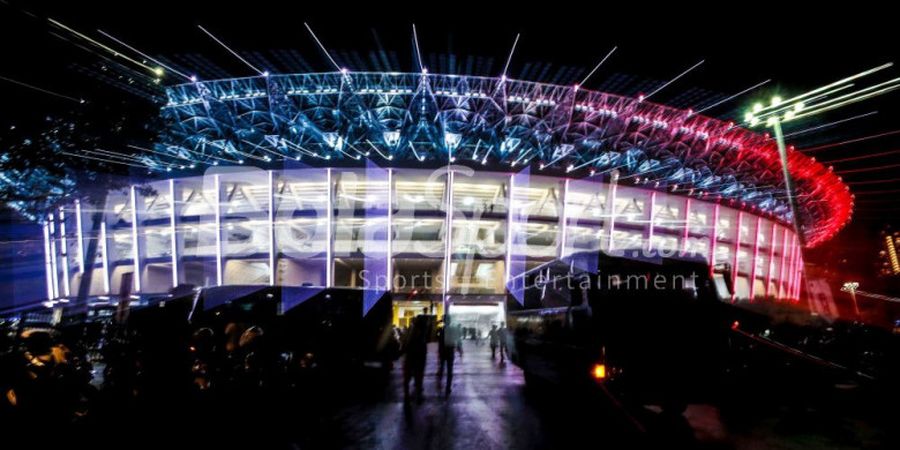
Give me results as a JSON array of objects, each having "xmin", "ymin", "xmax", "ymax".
[{"xmin": 155, "ymin": 71, "xmax": 853, "ymax": 246}]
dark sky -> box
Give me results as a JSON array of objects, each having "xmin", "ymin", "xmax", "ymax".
[
  {"xmin": 2, "ymin": 1, "xmax": 897, "ymax": 106},
  {"xmin": 1, "ymin": 0, "xmax": 898, "ymax": 277}
]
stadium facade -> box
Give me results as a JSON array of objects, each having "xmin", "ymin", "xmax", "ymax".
[{"xmin": 38, "ymin": 72, "xmax": 853, "ymax": 317}]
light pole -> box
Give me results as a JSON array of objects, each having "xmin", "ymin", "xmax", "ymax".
[
  {"xmin": 770, "ymin": 117, "xmax": 805, "ymax": 246},
  {"xmin": 742, "ymin": 65, "xmax": 900, "ymax": 309},
  {"xmin": 743, "ymin": 63, "xmax": 900, "ymax": 249},
  {"xmin": 746, "ymin": 97, "xmax": 806, "ymax": 245},
  {"xmin": 841, "ymin": 281, "xmax": 861, "ymax": 318}
]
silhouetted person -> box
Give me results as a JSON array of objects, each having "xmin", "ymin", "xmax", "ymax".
[
  {"xmin": 498, "ymin": 323, "xmax": 509, "ymax": 363},
  {"xmin": 438, "ymin": 316, "xmax": 462, "ymax": 396},
  {"xmin": 403, "ymin": 308, "xmax": 431, "ymax": 400},
  {"xmin": 189, "ymin": 328, "xmax": 215, "ymax": 391},
  {"xmin": 237, "ymin": 326, "xmax": 268, "ymax": 390},
  {"xmin": 454, "ymin": 324, "xmax": 464, "ymax": 359},
  {"xmin": 488, "ymin": 325, "xmax": 500, "ymax": 359},
  {"xmin": 436, "ymin": 324, "xmax": 446, "ymax": 378}
]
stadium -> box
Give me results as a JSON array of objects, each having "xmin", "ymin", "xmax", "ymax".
[{"xmin": 39, "ymin": 71, "xmax": 854, "ymax": 324}]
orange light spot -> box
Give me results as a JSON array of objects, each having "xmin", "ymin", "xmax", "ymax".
[{"xmin": 592, "ymin": 363, "xmax": 607, "ymax": 380}]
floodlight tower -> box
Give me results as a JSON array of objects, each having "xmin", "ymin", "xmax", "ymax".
[
  {"xmin": 841, "ymin": 281, "xmax": 861, "ymax": 318},
  {"xmin": 746, "ymin": 97, "xmax": 806, "ymax": 243},
  {"xmin": 744, "ymin": 63, "xmax": 900, "ymax": 246}
]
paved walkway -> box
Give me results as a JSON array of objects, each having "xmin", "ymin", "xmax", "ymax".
[
  {"xmin": 287, "ymin": 340, "xmax": 638, "ymax": 449},
  {"xmin": 272, "ymin": 341, "xmax": 891, "ymax": 449}
]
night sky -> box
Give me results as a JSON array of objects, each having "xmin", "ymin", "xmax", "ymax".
[{"xmin": 2, "ymin": 1, "xmax": 899, "ymax": 301}]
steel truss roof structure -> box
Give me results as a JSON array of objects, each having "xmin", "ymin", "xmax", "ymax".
[{"xmin": 157, "ymin": 71, "xmax": 852, "ymax": 246}]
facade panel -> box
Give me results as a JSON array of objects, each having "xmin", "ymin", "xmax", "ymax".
[{"xmin": 46, "ymin": 168, "xmax": 801, "ymax": 303}]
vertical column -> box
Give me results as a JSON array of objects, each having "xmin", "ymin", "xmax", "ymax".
[
  {"xmin": 709, "ymin": 203, "xmax": 720, "ymax": 276},
  {"xmin": 59, "ymin": 207, "xmax": 71, "ymax": 298},
  {"xmin": 48, "ymin": 214, "xmax": 59, "ymax": 299},
  {"xmin": 130, "ymin": 186, "xmax": 142, "ymax": 292},
  {"xmin": 43, "ymin": 221, "xmax": 54, "ymax": 300},
  {"xmin": 326, "ymin": 168, "xmax": 333, "ymax": 288},
  {"xmin": 791, "ymin": 238, "xmax": 800, "ymax": 301},
  {"xmin": 731, "ymin": 210, "xmax": 743, "ymax": 302},
  {"xmin": 794, "ymin": 238, "xmax": 803, "ymax": 301},
  {"xmin": 504, "ymin": 174, "xmax": 514, "ymax": 285},
  {"xmin": 749, "ymin": 216, "xmax": 762, "ymax": 301},
  {"xmin": 787, "ymin": 239, "xmax": 796, "ymax": 301},
  {"xmin": 214, "ymin": 175, "xmax": 224, "ymax": 286},
  {"xmin": 387, "ymin": 169, "xmax": 394, "ymax": 291},
  {"xmin": 169, "ymin": 179, "xmax": 179, "ymax": 288},
  {"xmin": 681, "ymin": 198, "xmax": 691, "ymax": 257},
  {"xmin": 100, "ymin": 221, "xmax": 111, "ymax": 294},
  {"xmin": 644, "ymin": 191, "xmax": 656, "ymax": 255},
  {"xmin": 75, "ymin": 200, "xmax": 85, "ymax": 274},
  {"xmin": 778, "ymin": 227, "xmax": 789, "ymax": 300},
  {"xmin": 792, "ymin": 239, "xmax": 803, "ymax": 301},
  {"xmin": 764, "ymin": 221, "xmax": 777, "ymax": 299},
  {"xmin": 605, "ymin": 172, "xmax": 619, "ymax": 252},
  {"xmin": 558, "ymin": 179, "xmax": 570, "ymax": 259},
  {"xmin": 267, "ymin": 171, "xmax": 276, "ymax": 286},
  {"xmin": 786, "ymin": 235, "xmax": 798, "ymax": 301},
  {"xmin": 443, "ymin": 170, "xmax": 455, "ymax": 296}
]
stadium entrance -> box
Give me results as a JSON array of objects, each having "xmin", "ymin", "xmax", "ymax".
[
  {"xmin": 446, "ymin": 297, "xmax": 505, "ymax": 341},
  {"xmin": 392, "ymin": 298, "xmax": 443, "ymax": 328}
]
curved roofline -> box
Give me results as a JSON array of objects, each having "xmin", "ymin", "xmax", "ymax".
[{"xmin": 157, "ymin": 71, "xmax": 853, "ymax": 246}]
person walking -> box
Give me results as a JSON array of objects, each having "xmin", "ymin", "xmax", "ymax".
[
  {"xmin": 488, "ymin": 324, "xmax": 500, "ymax": 360},
  {"xmin": 498, "ymin": 323, "xmax": 509, "ymax": 363},
  {"xmin": 454, "ymin": 323, "xmax": 464, "ymax": 359},
  {"xmin": 439, "ymin": 315, "xmax": 461, "ymax": 396},
  {"xmin": 403, "ymin": 308, "xmax": 432, "ymax": 401}
]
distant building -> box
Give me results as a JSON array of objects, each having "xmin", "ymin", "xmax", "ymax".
[{"xmin": 878, "ymin": 227, "xmax": 900, "ymax": 276}]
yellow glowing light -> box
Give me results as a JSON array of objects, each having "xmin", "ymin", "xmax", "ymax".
[
  {"xmin": 154, "ymin": 67, "xmax": 165, "ymax": 77},
  {"xmin": 48, "ymin": 19, "xmax": 160, "ymax": 76},
  {"xmin": 771, "ymin": 95, "xmax": 783, "ymax": 106},
  {"xmin": 591, "ymin": 363, "xmax": 607, "ymax": 380},
  {"xmin": 885, "ymin": 235, "xmax": 900, "ymax": 274},
  {"xmin": 752, "ymin": 103, "xmax": 764, "ymax": 113}
]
